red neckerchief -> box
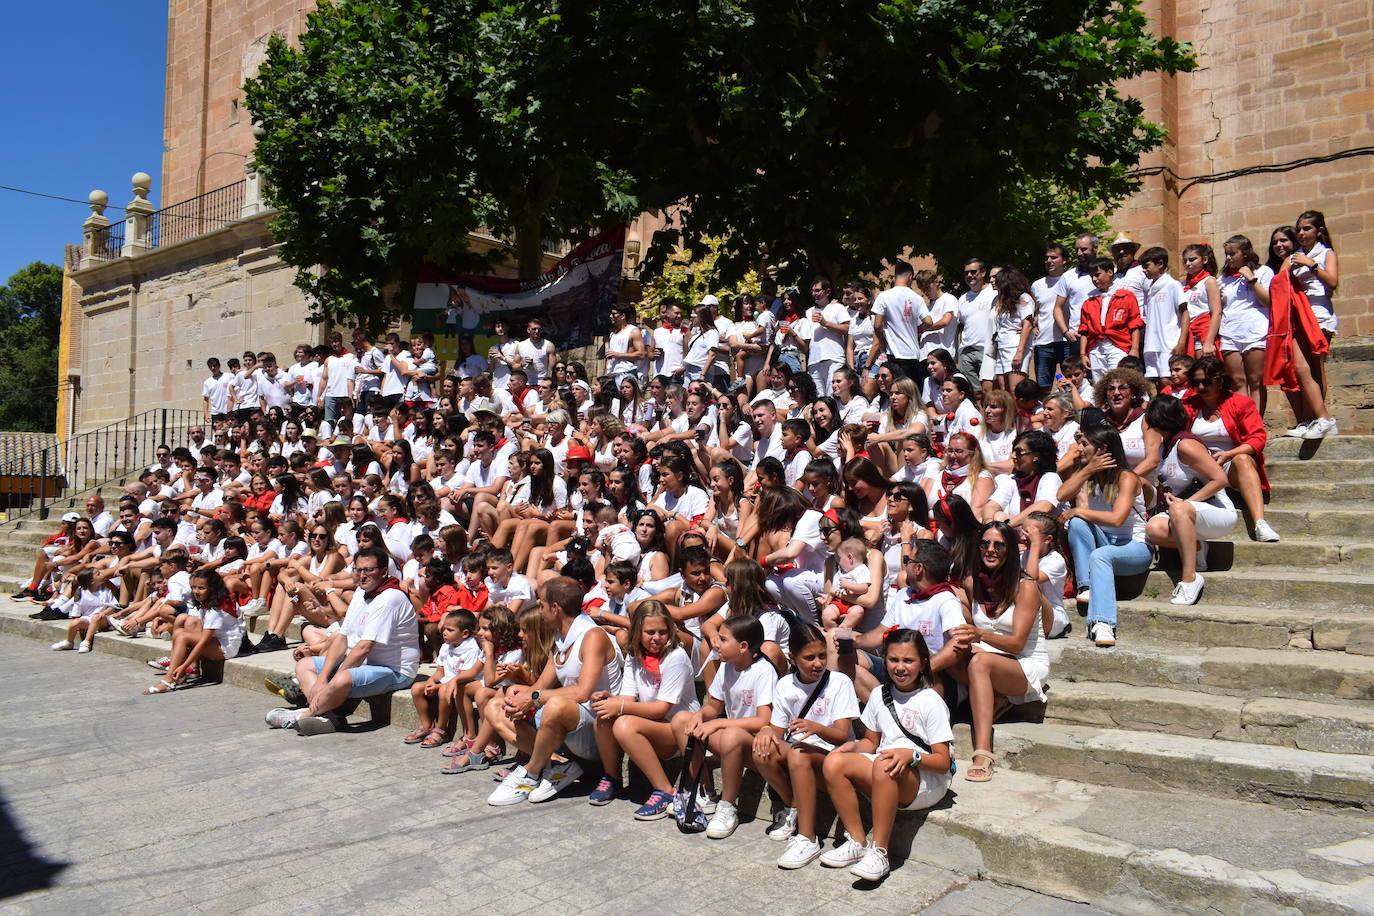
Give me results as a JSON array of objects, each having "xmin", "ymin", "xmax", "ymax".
[
  {"xmin": 975, "ymin": 569, "xmax": 1003, "ymax": 614},
  {"xmin": 364, "ymin": 576, "xmax": 401, "ymax": 601},
  {"xmin": 386, "ymin": 516, "xmax": 409, "ymax": 528},
  {"xmin": 641, "ymin": 651, "xmax": 664, "ymax": 674},
  {"xmin": 1013, "ymin": 471, "xmax": 1043, "ymax": 511},
  {"xmin": 1182, "ymin": 270, "xmax": 1211, "ymax": 292},
  {"xmin": 908, "ymin": 582, "xmax": 957, "ymax": 601},
  {"xmin": 660, "ymin": 320, "xmax": 679, "ymax": 330},
  {"xmin": 941, "ymin": 463, "xmax": 969, "ymax": 495},
  {"xmin": 222, "ymin": 597, "xmax": 240, "ymax": 618},
  {"xmin": 1107, "ymin": 406, "xmax": 1145, "ymax": 432},
  {"xmin": 494, "ymin": 437, "xmax": 509, "ymax": 450}
]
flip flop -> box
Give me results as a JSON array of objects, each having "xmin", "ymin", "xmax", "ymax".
[{"xmin": 441, "ymin": 751, "xmax": 491, "ymax": 774}]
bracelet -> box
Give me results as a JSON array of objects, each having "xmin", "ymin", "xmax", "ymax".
[{"xmin": 619, "ymin": 698, "xmax": 625, "ymax": 716}]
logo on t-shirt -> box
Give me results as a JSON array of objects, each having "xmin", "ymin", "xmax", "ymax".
[
  {"xmin": 899, "ymin": 709, "xmax": 921, "ymax": 732},
  {"xmin": 738, "ymin": 689, "xmax": 755, "ymax": 708},
  {"xmin": 810, "ymin": 697, "xmax": 831, "ymax": 718}
]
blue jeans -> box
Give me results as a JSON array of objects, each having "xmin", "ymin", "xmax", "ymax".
[
  {"xmin": 1035, "ymin": 341, "xmax": 1074, "ymax": 389},
  {"xmin": 324, "ymin": 396, "xmax": 352, "ymax": 425},
  {"xmin": 1065, "ymin": 517, "xmax": 1152, "ymax": 626}
]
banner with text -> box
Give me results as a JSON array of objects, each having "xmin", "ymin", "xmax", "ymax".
[{"xmin": 413, "ymin": 226, "xmax": 625, "ymax": 360}]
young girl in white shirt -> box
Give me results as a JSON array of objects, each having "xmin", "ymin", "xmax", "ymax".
[
  {"xmin": 589, "ymin": 600, "xmax": 699, "ymax": 818},
  {"xmin": 141, "ymin": 570, "xmax": 245, "ymax": 694},
  {"xmin": 49, "ymin": 568, "xmax": 117, "ymax": 654},
  {"xmin": 673, "ymin": 615, "xmax": 777, "ymax": 839},
  {"xmin": 754, "ymin": 622, "xmax": 860, "ymax": 870},
  {"xmin": 821, "ymin": 627, "xmax": 954, "ymax": 881}
]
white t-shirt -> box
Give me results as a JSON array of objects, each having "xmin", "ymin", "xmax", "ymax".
[
  {"xmin": 1062, "ymin": 268, "xmax": 1098, "ymax": 332},
  {"xmin": 873, "ymin": 287, "xmax": 930, "ymax": 359},
  {"xmin": 1141, "ymin": 274, "xmax": 1185, "ymax": 357},
  {"xmin": 957, "ymin": 286, "xmax": 997, "ymax": 349},
  {"xmin": 1031, "ymin": 274, "xmax": 1066, "ymax": 346},
  {"xmin": 921, "ymin": 293, "xmax": 959, "ymax": 356},
  {"xmin": 652, "ymin": 324, "xmax": 686, "ymax": 376},
  {"xmin": 1027, "ymin": 547, "xmax": 1068, "ymax": 637},
  {"xmin": 518, "ymin": 338, "xmax": 553, "ymax": 381},
  {"xmin": 491, "ymin": 340, "xmax": 521, "ymax": 388},
  {"xmin": 654, "ymin": 486, "xmax": 710, "ymax": 522},
  {"xmin": 880, "ymin": 588, "xmax": 965, "ymax": 653},
  {"xmin": 341, "ymin": 585, "xmax": 420, "ymax": 678},
  {"xmin": 322, "ymin": 352, "xmax": 357, "ymax": 399},
  {"xmin": 708, "ymin": 656, "xmax": 778, "ymax": 721},
  {"xmin": 807, "ymin": 302, "xmax": 852, "ymax": 364},
  {"xmin": 486, "ymin": 572, "xmax": 536, "ymax": 611},
  {"xmin": 619, "ymin": 647, "xmax": 699, "ymax": 717},
  {"xmin": 789, "ymin": 509, "xmax": 830, "ymax": 575},
  {"xmin": 770, "ymin": 671, "xmax": 860, "ymax": 751},
  {"xmin": 683, "ymin": 327, "xmax": 721, "ymax": 372},
  {"xmin": 202, "ymin": 373, "xmax": 233, "ymax": 414},
  {"xmin": 860, "ymin": 685, "xmax": 953, "ymax": 754},
  {"xmin": 436, "ymin": 636, "xmax": 483, "ymax": 684},
  {"xmin": 195, "ymin": 599, "xmax": 246, "ymax": 658}
]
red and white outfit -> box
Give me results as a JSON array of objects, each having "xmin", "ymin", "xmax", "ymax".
[{"xmin": 1078, "ymin": 288, "xmax": 1144, "ymax": 377}]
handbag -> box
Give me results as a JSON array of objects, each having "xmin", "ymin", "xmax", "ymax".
[{"xmin": 673, "ymin": 736, "xmax": 709, "ymax": 833}]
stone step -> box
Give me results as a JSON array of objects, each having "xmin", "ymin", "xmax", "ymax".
[
  {"xmin": 1266, "ymin": 434, "xmax": 1374, "ymax": 460},
  {"xmin": 984, "ymin": 722, "xmax": 1374, "ymax": 814},
  {"xmin": 1258, "ymin": 507, "xmax": 1374, "ymax": 540},
  {"xmin": 1051, "ymin": 640, "xmax": 1374, "ymax": 702},
  {"xmin": 1129, "ymin": 568, "xmax": 1374, "ymax": 611},
  {"xmin": 1044, "ymin": 681, "xmax": 1374, "ymax": 756},
  {"xmin": 1266, "ymin": 457, "xmax": 1374, "ymax": 483},
  {"xmin": 1267, "ymin": 480, "xmax": 1374, "ymax": 505},
  {"xmin": 1113, "ymin": 601, "xmax": 1374, "ymax": 653},
  {"xmin": 1165, "ymin": 539, "xmax": 1374, "ymax": 572}
]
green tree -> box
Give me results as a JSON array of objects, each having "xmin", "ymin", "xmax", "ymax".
[
  {"xmin": 246, "ymin": 0, "xmax": 1192, "ymax": 322},
  {"xmin": 0, "ymin": 262, "xmax": 63, "ymax": 432}
]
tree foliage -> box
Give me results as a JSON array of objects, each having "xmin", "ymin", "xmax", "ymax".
[
  {"xmin": 0, "ymin": 262, "xmax": 63, "ymax": 432},
  {"xmin": 246, "ymin": 0, "xmax": 1192, "ymax": 323}
]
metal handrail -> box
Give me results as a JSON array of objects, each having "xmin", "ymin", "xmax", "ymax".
[
  {"xmin": 0, "ymin": 407, "xmax": 202, "ymax": 523},
  {"xmin": 149, "ymin": 180, "xmax": 246, "ymax": 249}
]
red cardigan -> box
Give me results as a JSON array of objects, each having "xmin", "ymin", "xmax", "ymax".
[
  {"xmin": 1184, "ymin": 391, "xmax": 1269, "ymax": 490},
  {"xmin": 1078, "ymin": 289, "xmax": 1144, "ymax": 352}
]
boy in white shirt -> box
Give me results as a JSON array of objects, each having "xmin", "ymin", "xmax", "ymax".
[
  {"xmin": 1022, "ymin": 512, "xmax": 1070, "ymax": 638},
  {"xmin": 485, "ymin": 548, "xmax": 536, "ymax": 612}
]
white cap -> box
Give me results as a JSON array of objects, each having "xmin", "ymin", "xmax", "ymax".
[
  {"xmin": 62, "ymin": 512, "xmax": 81, "ymax": 522},
  {"xmin": 470, "ymin": 397, "xmax": 501, "ymax": 415},
  {"xmin": 697, "ymin": 294, "xmax": 720, "ymax": 307}
]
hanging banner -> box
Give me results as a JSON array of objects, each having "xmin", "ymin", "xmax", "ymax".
[{"xmin": 413, "ymin": 226, "xmax": 625, "ymax": 359}]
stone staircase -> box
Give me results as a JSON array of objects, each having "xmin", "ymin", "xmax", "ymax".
[
  {"xmin": 1266, "ymin": 336, "xmax": 1374, "ymax": 436},
  {"xmin": 1, "ymin": 441, "xmax": 1372, "ymax": 913}
]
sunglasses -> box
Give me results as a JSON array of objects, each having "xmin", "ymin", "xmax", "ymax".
[
  {"xmin": 1190, "ymin": 377, "xmax": 1217, "ymax": 387},
  {"xmin": 1011, "ymin": 448, "xmax": 1032, "ymax": 457},
  {"xmin": 980, "ymin": 539, "xmax": 1008, "ymax": 552}
]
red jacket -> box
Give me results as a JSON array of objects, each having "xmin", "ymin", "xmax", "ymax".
[
  {"xmin": 1265, "ymin": 266, "xmax": 1330, "ymax": 392},
  {"xmin": 1078, "ymin": 289, "xmax": 1144, "ymax": 353},
  {"xmin": 1183, "ymin": 391, "xmax": 1269, "ymax": 490}
]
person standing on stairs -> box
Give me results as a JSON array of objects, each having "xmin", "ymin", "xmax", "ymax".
[
  {"xmin": 1266, "ymin": 225, "xmax": 1335, "ymax": 440},
  {"xmin": 1142, "ymin": 395, "xmax": 1238, "ymax": 607}
]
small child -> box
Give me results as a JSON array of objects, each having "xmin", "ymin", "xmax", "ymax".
[
  {"xmin": 442, "ymin": 605, "xmax": 523, "ymax": 772},
  {"xmin": 485, "ymin": 548, "xmax": 535, "ymax": 612},
  {"xmin": 49, "ymin": 569, "xmax": 118, "ymax": 654},
  {"xmin": 892, "ymin": 434, "xmax": 934, "ymax": 485},
  {"xmin": 821, "ymin": 627, "xmax": 954, "ymax": 881},
  {"xmin": 587, "ymin": 560, "xmax": 650, "ymax": 637},
  {"xmin": 1022, "ymin": 512, "xmax": 1069, "ymax": 638},
  {"xmin": 1077, "ymin": 257, "xmax": 1144, "ymax": 379},
  {"xmin": 820, "ymin": 538, "xmax": 873, "ymax": 630},
  {"xmin": 417, "ymin": 558, "xmax": 463, "ymax": 659},
  {"xmin": 142, "ymin": 569, "xmax": 245, "ymax": 694},
  {"xmin": 755, "ymin": 623, "xmax": 860, "ymax": 869},
  {"xmin": 672, "ymin": 615, "xmax": 777, "ymax": 840},
  {"xmin": 454, "ymin": 553, "xmax": 491, "ymax": 615},
  {"xmin": 405, "ymin": 609, "xmax": 482, "ymax": 748},
  {"xmin": 472, "ymin": 606, "xmax": 555, "ymax": 778},
  {"xmin": 1053, "ymin": 355, "xmax": 1094, "ymax": 411},
  {"xmin": 1161, "ymin": 353, "xmax": 1195, "ymax": 399}
]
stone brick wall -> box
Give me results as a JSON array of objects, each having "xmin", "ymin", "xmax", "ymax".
[
  {"xmin": 1115, "ymin": 0, "xmax": 1373, "ymax": 335},
  {"xmin": 70, "ymin": 216, "xmax": 317, "ymax": 432},
  {"xmin": 162, "ymin": 0, "xmax": 313, "ymax": 206}
]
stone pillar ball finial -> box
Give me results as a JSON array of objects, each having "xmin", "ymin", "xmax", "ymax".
[
  {"xmin": 132, "ymin": 173, "xmax": 152, "ymax": 200},
  {"xmin": 89, "ymin": 190, "xmax": 108, "ymax": 215}
]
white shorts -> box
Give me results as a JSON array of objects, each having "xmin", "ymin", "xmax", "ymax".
[
  {"xmin": 43, "ymin": 544, "xmax": 63, "ymax": 559},
  {"xmin": 1143, "ymin": 350, "xmax": 1173, "ymax": 379},
  {"xmin": 1179, "ymin": 499, "xmax": 1240, "ymax": 541},
  {"xmin": 1309, "ymin": 296, "xmax": 1337, "ymax": 335},
  {"xmin": 861, "ymin": 754, "xmax": 951, "ymax": 810},
  {"xmin": 1220, "ymin": 329, "xmax": 1266, "ymax": 353}
]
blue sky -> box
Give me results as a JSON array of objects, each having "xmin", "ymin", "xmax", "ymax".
[{"xmin": 0, "ymin": 4, "xmax": 166, "ymax": 283}]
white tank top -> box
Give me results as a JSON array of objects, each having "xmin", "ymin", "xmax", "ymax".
[
  {"xmin": 1086, "ymin": 483, "xmax": 1147, "ymax": 543},
  {"xmin": 971, "ymin": 591, "xmax": 1048, "ymax": 666},
  {"xmin": 1190, "ymin": 413, "xmax": 1234, "ymax": 452},
  {"xmin": 553, "ymin": 614, "xmax": 622, "ymax": 696},
  {"xmin": 1159, "ymin": 437, "xmax": 1234, "ymax": 510},
  {"xmin": 1117, "ymin": 414, "xmax": 1148, "ymax": 475}
]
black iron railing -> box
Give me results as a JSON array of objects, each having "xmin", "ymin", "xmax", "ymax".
[
  {"xmin": 0, "ymin": 408, "xmax": 202, "ymax": 522},
  {"xmin": 91, "ymin": 220, "xmax": 126, "ymax": 261},
  {"xmin": 149, "ymin": 180, "xmax": 245, "ymax": 249}
]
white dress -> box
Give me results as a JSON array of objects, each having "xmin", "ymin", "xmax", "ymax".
[{"xmin": 971, "ymin": 596, "xmax": 1049, "ymax": 704}]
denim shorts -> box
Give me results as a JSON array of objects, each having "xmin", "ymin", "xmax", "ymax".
[
  {"xmin": 535, "ymin": 701, "xmax": 598, "ymax": 760},
  {"xmin": 312, "ymin": 656, "xmax": 414, "ymax": 697}
]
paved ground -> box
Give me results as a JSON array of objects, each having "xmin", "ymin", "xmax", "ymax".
[{"xmin": 0, "ymin": 634, "xmax": 1113, "ymax": 915}]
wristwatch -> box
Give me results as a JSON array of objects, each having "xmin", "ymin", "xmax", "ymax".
[
  {"xmin": 908, "ymin": 751, "xmax": 923, "ymax": 770},
  {"xmin": 530, "ymin": 690, "xmax": 542, "ymax": 709}
]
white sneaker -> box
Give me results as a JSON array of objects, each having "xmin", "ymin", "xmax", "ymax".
[
  {"xmin": 147, "ymin": 656, "xmax": 170, "ymax": 670},
  {"xmin": 778, "ymin": 834, "xmax": 822, "ymax": 869},
  {"xmin": 767, "ymin": 805, "xmax": 798, "ymax": 841},
  {"xmin": 695, "ymin": 783, "xmax": 719, "ymax": 815},
  {"xmin": 819, "ymin": 833, "xmax": 868, "ymax": 868},
  {"xmin": 1076, "ymin": 588, "xmax": 1090, "ymax": 607},
  {"xmin": 851, "ymin": 844, "xmax": 891, "ymax": 881},
  {"xmin": 706, "ymin": 799, "xmax": 739, "ymax": 839},
  {"xmin": 1196, "ymin": 539, "xmax": 1209, "ymax": 572},
  {"xmin": 1254, "ymin": 519, "xmax": 1280, "ymax": 543},
  {"xmin": 242, "ymin": 596, "xmax": 268, "ymax": 617},
  {"xmin": 77, "ymin": 643, "xmax": 92, "ymax": 654},
  {"xmin": 487, "ymin": 765, "xmax": 540, "ymax": 806},
  {"xmin": 50, "ymin": 640, "xmax": 72, "ymax": 651},
  {"xmin": 1283, "ymin": 421, "xmax": 1311, "ymax": 438},
  {"xmin": 1170, "ymin": 574, "xmax": 1205, "ymax": 606},
  {"xmin": 1303, "ymin": 417, "xmax": 1337, "ymax": 439},
  {"xmin": 527, "ymin": 759, "xmax": 583, "ymax": 803},
  {"xmin": 264, "ymin": 707, "xmax": 304, "ymax": 730},
  {"xmin": 1090, "ymin": 621, "xmax": 1116, "ymax": 647}
]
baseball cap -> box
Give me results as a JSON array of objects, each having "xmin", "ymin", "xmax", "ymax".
[
  {"xmin": 301, "ymin": 427, "xmax": 319, "ymax": 439},
  {"xmin": 62, "ymin": 512, "xmax": 81, "ymax": 522},
  {"xmin": 698, "ymin": 294, "xmax": 720, "ymax": 307},
  {"xmin": 470, "ymin": 397, "xmax": 501, "ymax": 416}
]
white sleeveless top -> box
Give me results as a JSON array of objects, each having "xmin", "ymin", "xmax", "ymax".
[
  {"xmin": 1086, "ymin": 483, "xmax": 1147, "ymax": 543},
  {"xmin": 971, "ymin": 594, "xmax": 1048, "ymax": 667},
  {"xmin": 1159, "ymin": 437, "xmax": 1234, "ymax": 510},
  {"xmin": 553, "ymin": 614, "xmax": 622, "ymax": 697},
  {"xmin": 1116, "ymin": 413, "xmax": 1149, "ymax": 478}
]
